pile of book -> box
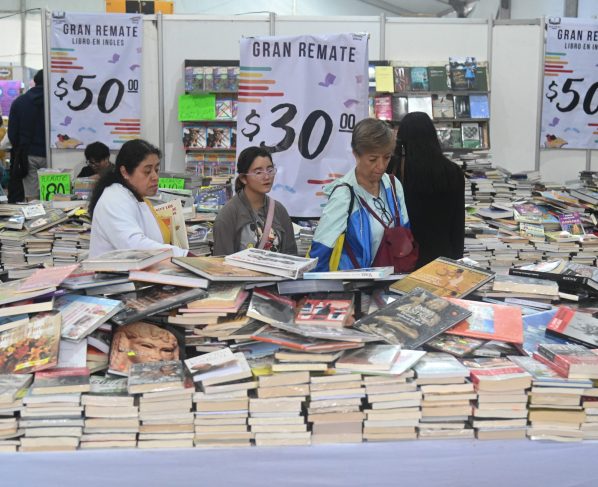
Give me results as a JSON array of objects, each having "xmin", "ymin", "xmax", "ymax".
[{"xmin": 1, "ymin": 247, "xmax": 598, "ymax": 453}]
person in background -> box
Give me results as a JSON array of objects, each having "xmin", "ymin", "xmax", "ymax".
[
  {"xmin": 391, "ymin": 111, "xmax": 464, "ymax": 268},
  {"xmin": 7, "ymin": 69, "xmax": 46, "ymax": 200},
  {"xmin": 78, "ymin": 141, "xmax": 112, "ymax": 178},
  {"xmin": 88, "ymin": 138, "xmax": 188, "ymax": 258},
  {"xmin": 213, "ymin": 146, "xmax": 297, "ymax": 256},
  {"xmin": 310, "ymin": 118, "xmax": 410, "ymax": 271}
]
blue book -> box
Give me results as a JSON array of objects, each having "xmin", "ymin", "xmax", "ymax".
[
  {"xmin": 469, "ymin": 94, "xmax": 489, "ymax": 118},
  {"xmin": 521, "ymin": 308, "xmax": 566, "ymax": 357}
]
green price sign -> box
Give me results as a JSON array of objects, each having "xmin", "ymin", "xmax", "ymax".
[
  {"xmin": 39, "ymin": 173, "xmax": 71, "ymax": 201},
  {"xmin": 159, "ymin": 177, "xmax": 186, "ymax": 190}
]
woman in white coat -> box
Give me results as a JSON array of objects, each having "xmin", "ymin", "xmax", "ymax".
[{"xmin": 88, "ymin": 139, "xmax": 188, "ymax": 258}]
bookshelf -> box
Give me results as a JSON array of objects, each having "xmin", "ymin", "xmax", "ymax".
[
  {"xmin": 369, "ymin": 60, "xmax": 491, "ymax": 151},
  {"xmin": 182, "ymin": 60, "xmax": 240, "ymax": 179}
]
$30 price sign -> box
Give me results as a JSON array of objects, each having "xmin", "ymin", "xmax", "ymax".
[
  {"xmin": 541, "ymin": 17, "xmax": 598, "ymax": 150},
  {"xmin": 49, "ymin": 12, "xmax": 143, "ymax": 150},
  {"xmin": 237, "ymin": 33, "xmax": 369, "ymax": 217}
]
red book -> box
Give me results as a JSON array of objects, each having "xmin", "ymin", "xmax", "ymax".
[
  {"xmin": 32, "ymin": 366, "xmax": 91, "ymax": 395},
  {"xmin": 546, "ymin": 306, "xmax": 598, "ymax": 348},
  {"xmin": 464, "ymin": 357, "xmax": 532, "ymax": 391},
  {"xmin": 446, "ymin": 299, "xmax": 523, "ymax": 344},
  {"xmin": 535, "ymin": 343, "xmax": 598, "ymax": 379}
]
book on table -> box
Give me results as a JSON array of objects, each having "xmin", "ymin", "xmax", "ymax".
[
  {"xmin": 224, "ymin": 248, "xmax": 317, "ymax": 279},
  {"xmin": 82, "ymin": 249, "xmax": 173, "ymax": 272},
  {"xmin": 172, "ymin": 256, "xmax": 284, "ymax": 282}
]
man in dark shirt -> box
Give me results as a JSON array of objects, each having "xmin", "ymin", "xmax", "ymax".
[
  {"xmin": 8, "ymin": 70, "xmax": 46, "ymax": 201},
  {"xmin": 78, "ymin": 141, "xmax": 111, "ymax": 178}
]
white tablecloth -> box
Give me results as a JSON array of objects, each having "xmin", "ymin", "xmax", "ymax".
[{"xmin": 2, "ymin": 440, "xmax": 597, "ymax": 487}]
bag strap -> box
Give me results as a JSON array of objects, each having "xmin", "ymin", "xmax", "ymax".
[
  {"xmin": 358, "ymin": 176, "xmax": 402, "ymax": 229},
  {"xmin": 330, "ymin": 183, "xmax": 360, "ymax": 268},
  {"xmin": 257, "ymin": 196, "xmax": 275, "ymax": 250}
]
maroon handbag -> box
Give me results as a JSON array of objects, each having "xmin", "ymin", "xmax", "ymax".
[{"xmin": 358, "ymin": 178, "xmax": 419, "ymax": 273}]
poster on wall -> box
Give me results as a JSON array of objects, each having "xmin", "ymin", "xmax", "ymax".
[
  {"xmin": 49, "ymin": 12, "xmax": 143, "ymax": 150},
  {"xmin": 540, "ymin": 17, "xmax": 598, "ymax": 150},
  {"xmin": 237, "ymin": 33, "xmax": 369, "ymax": 217},
  {"xmin": 0, "ymin": 81, "xmax": 21, "ymax": 117}
]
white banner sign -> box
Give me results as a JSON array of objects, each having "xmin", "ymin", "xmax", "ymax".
[
  {"xmin": 540, "ymin": 17, "xmax": 598, "ymax": 150},
  {"xmin": 50, "ymin": 12, "xmax": 143, "ymax": 150},
  {"xmin": 237, "ymin": 33, "xmax": 369, "ymax": 217}
]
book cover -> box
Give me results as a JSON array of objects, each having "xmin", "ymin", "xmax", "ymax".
[
  {"xmin": 127, "ymin": 360, "xmax": 185, "ymax": 394},
  {"xmin": 463, "ymin": 357, "xmax": 532, "ymax": 390},
  {"xmin": 425, "ymin": 334, "xmax": 485, "ymax": 357},
  {"xmin": 407, "ymin": 96, "xmax": 433, "ymax": 118},
  {"xmin": 535, "ymin": 343, "xmax": 598, "ymax": 378},
  {"xmin": 335, "ymin": 344, "xmax": 401, "ymax": 371},
  {"xmin": 449, "ymin": 128, "xmax": 462, "ymax": 148},
  {"xmin": 185, "ymin": 66, "xmax": 205, "ymax": 92},
  {"xmin": 427, "ymin": 66, "xmax": 449, "ymax": 91},
  {"xmin": 88, "ymin": 375, "xmax": 128, "ymax": 396},
  {"xmin": 61, "ymin": 273, "xmax": 130, "ymax": 290},
  {"xmin": 374, "ymin": 95, "xmax": 393, "ymax": 121},
  {"xmin": 129, "ymin": 262, "xmax": 209, "ymax": 289},
  {"xmin": 431, "ymin": 95, "xmax": 455, "ymax": 119},
  {"xmin": 246, "ymin": 288, "xmax": 296, "ymax": 325},
  {"xmin": 509, "ymin": 262, "xmax": 598, "ymax": 294},
  {"xmin": 31, "ymin": 367, "xmax": 90, "ymax": 394},
  {"xmin": 461, "ymin": 123, "xmax": 481, "ymax": 149},
  {"xmin": 212, "ymin": 67, "xmax": 229, "ymax": 92},
  {"xmin": 546, "ymin": 306, "xmax": 598, "ymax": 348},
  {"xmin": 454, "ymin": 95, "xmax": 470, "ymax": 118},
  {"xmin": 374, "ymin": 66, "xmax": 394, "ymax": 93},
  {"xmin": 520, "ymin": 308, "xmax": 565, "ymax": 357},
  {"xmin": 513, "ymin": 202, "xmax": 543, "ymax": 224},
  {"xmin": 473, "ymin": 65, "xmax": 488, "ymax": 91},
  {"xmin": 390, "ymin": 257, "xmax": 494, "ymax": 298},
  {"xmin": 109, "ymin": 322, "xmax": 181, "ymax": 376},
  {"xmin": 153, "ymin": 199, "xmax": 190, "ymax": 250},
  {"xmin": 24, "ymin": 209, "xmax": 68, "ymax": 234},
  {"xmin": 413, "ymin": 352, "xmax": 470, "ymax": 379},
  {"xmin": 18, "ymin": 264, "xmax": 78, "ymax": 293},
  {"xmin": 183, "ymin": 125, "xmax": 207, "ymax": 149},
  {"xmin": 227, "ymin": 67, "xmax": 239, "ymax": 91},
  {"xmin": 0, "ymin": 279, "xmax": 56, "ymax": 307},
  {"xmin": 82, "ymin": 248, "xmax": 172, "ymax": 272},
  {"xmin": 0, "ymin": 312, "xmax": 61, "ymax": 374},
  {"xmin": 393, "ymin": 66, "xmax": 410, "ymax": 92},
  {"xmin": 216, "ymin": 99, "xmax": 233, "ymax": 120},
  {"xmin": 449, "ymin": 56, "xmax": 476, "ymax": 90},
  {"xmin": 353, "ymin": 287, "xmax": 472, "ymax": 349},
  {"xmin": 186, "ymin": 283, "xmax": 244, "ymax": 309},
  {"xmin": 268, "ymin": 320, "xmax": 377, "ymax": 343},
  {"xmin": 303, "ymin": 267, "xmax": 394, "ymax": 280},
  {"xmin": 0, "ymin": 374, "xmax": 33, "ymax": 402},
  {"xmin": 409, "ymin": 67, "xmax": 429, "ymax": 91},
  {"xmin": 295, "ymin": 293, "xmax": 354, "ymax": 327},
  {"xmin": 172, "ymin": 256, "xmax": 283, "ymax": 282},
  {"xmin": 558, "ymin": 213, "xmax": 585, "ymax": 235},
  {"xmin": 224, "ymin": 248, "xmax": 317, "ymax": 280},
  {"xmin": 206, "ymin": 126, "xmax": 231, "ymax": 149},
  {"xmin": 185, "ymin": 348, "xmax": 251, "ymax": 386},
  {"xmin": 508, "ymin": 355, "xmax": 591, "ymax": 386},
  {"xmin": 56, "ymin": 294, "xmax": 123, "ymax": 343},
  {"xmin": 445, "ymin": 299, "xmax": 524, "ymax": 344},
  {"xmin": 251, "ymin": 327, "xmax": 363, "ymax": 353},
  {"xmin": 491, "ymin": 274, "xmax": 559, "ymax": 297},
  {"xmin": 391, "ymin": 96, "xmax": 409, "ymax": 121},
  {"xmin": 469, "ymin": 94, "xmax": 489, "ymax": 119},
  {"xmin": 111, "ymin": 286, "xmax": 208, "ymax": 326}
]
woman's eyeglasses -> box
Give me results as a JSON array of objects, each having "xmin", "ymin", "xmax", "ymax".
[
  {"xmin": 243, "ymin": 167, "xmax": 277, "ymax": 178},
  {"xmin": 373, "ymin": 197, "xmax": 393, "ymax": 225}
]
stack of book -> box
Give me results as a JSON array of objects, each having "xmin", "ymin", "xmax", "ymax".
[
  {"xmin": 465, "ymin": 357, "xmax": 531, "ymax": 440},
  {"xmin": 0, "ymin": 374, "xmax": 32, "ymax": 452},
  {"xmin": 80, "ymin": 376, "xmax": 138, "ymax": 449},
  {"xmin": 413, "ymin": 353, "xmax": 474, "ymax": 439}
]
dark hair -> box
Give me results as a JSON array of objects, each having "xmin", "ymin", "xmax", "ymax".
[
  {"xmin": 84, "ymin": 141, "xmax": 110, "ymax": 165},
  {"xmin": 235, "ymin": 146, "xmax": 273, "ymax": 193},
  {"xmin": 33, "ymin": 70, "xmax": 43, "ymax": 86},
  {"xmin": 89, "ymin": 139, "xmax": 161, "ymax": 216},
  {"xmin": 393, "ymin": 112, "xmax": 463, "ymax": 193}
]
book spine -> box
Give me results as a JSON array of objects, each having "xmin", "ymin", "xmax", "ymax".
[
  {"xmin": 532, "ymin": 352, "xmax": 570, "ymax": 377},
  {"xmin": 509, "ymin": 268, "xmax": 587, "ymax": 286},
  {"xmin": 535, "ymin": 344, "xmax": 574, "ymax": 373}
]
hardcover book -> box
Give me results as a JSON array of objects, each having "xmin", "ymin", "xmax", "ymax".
[
  {"xmin": 390, "ymin": 257, "xmax": 494, "ymax": 298},
  {"xmin": 546, "ymin": 306, "xmax": 598, "ymax": 348},
  {"xmin": 353, "ymin": 287, "xmax": 471, "ymax": 349},
  {"xmin": 246, "ymin": 288, "xmax": 296, "ymax": 325},
  {"xmin": 172, "ymin": 256, "xmax": 284, "ymax": 282},
  {"xmin": 111, "ymin": 286, "xmax": 208, "ymax": 326},
  {"xmin": 295, "ymin": 293, "xmax": 354, "ymax": 327},
  {"xmin": 427, "ymin": 66, "xmax": 449, "ymax": 91},
  {"xmin": 335, "ymin": 345, "xmax": 401, "ymax": 371},
  {"xmin": 449, "ymin": 56, "xmax": 476, "ymax": 90},
  {"xmin": 445, "ymin": 299, "xmax": 523, "ymax": 344},
  {"xmin": 127, "ymin": 360, "xmax": 185, "ymax": 394},
  {"xmin": 224, "ymin": 248, "xmax": 317, "ymax": 279},
  {"xmin": 0, "ymin": 312, "xmax": 61, "ymax": 374},
  {"xmin": 57, "ymin": 294, "xmax": 124, "ymax": 342},
  {"xmin": 534, "ymin": 343, "xmax": 598, "ymax": 379},
  {"xmin": 392, "ymin": 66, "xmax": 410, "ymax": 92},
  {"xmin": 82, "ymin": 249, "xmax": 173, "ymax": 272},
  {"xmin": 520, "ymin": 308, "xmax": 565, "ymax": 357},
  {"xmin": 409, "ymin": 67, "xmax": 429, "ymax": 91}
]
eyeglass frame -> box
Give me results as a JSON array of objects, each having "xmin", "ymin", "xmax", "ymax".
[
  {"xmin": 372, "ymin": 196, "xmax": 393, "ymax": 225},
  {"xmin": 241, "ymin": 166, "xmax": 278, "ymax": 178}
]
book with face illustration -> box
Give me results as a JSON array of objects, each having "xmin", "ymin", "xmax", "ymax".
[{"xmin": 353, "ymin": 288, "xmax": 471, "ymax": 349}]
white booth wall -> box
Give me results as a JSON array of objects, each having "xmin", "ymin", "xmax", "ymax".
[{"xmin": 29, "ymin": 13, "xmax": 597, "ymax": 184}]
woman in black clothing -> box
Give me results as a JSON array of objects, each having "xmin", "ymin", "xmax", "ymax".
[{"xmin": 390, "ymin": 112, "xmax": 465, "ymax": 268}]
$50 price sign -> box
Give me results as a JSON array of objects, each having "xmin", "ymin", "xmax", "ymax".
[
  {"xmin": 49, "ymin": 12, "xmax": 143, "ymax": 150},
  {"xmin": 541, "ymin": 17, "xmax": 598, "ymax": 150},
  {"xmin": 237, "ymin": 33, "xmax": 369, "ymax": 217}
]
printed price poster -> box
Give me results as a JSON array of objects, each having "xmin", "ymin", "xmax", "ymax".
[
  {"xmin": 50, "ymin": 12, "xmax": 143, "ymax": 150},
  {"xmin": 237, "ymin": 33, "xmax": 369, "ymax": 217},
  {"xmin": 541, "ymin": 17, "xmax": 598, "ymax": 150}
]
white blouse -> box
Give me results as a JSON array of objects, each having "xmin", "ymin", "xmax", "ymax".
[{"xmin": 89, "ymin": 183, "xmax": 188, "ymax": 258}]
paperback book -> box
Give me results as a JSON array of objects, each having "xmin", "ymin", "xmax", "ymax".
[
  {"xmin": 534, "ymin": 343, "xmax": 598, "ymax": 379},
  {"xmin": 354, "ymin": 287, "xmax": 472, "ymax": 349},
  {"xmin": 127, "ymin": 360, "xmax": 185, "ymax": 394},
  {"xmin": 335, "ymin": 344, "xmax": 401, "ymax": 372},
  {"xmin": 31, "ymin": 367, "xmax": 91, "ymax": 395},
  {"xmin": 172, "ymin": 256, "xmax": 283, "ymax": 282},
  {"xmin": 57, "ymin": 294, "xmax": 124, "ymax": 342},
  {"xmin": 246, "ymin": 288, "xmax": 296, "ymax": 325},
  {"xmin": 224, "ymin": 248, "xmax": 318, "ymax": 279},
  {"xmin": 303, "ymin": 267, "xmax": 393, "ymax": 280},
  {"xmin": 251, "ymin": 327, "xmax": 364, "ymax": 353},
  {"xmin": 295, "ymin": 293, "xmax": 354, "ymax": 327},
  {"xmin": 82, "ymin": 249, "xmax": 173, "ymax": 272},
  {"xmin": 546, "ymin": 306, "xmax": 598, "ymax": 348}
]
